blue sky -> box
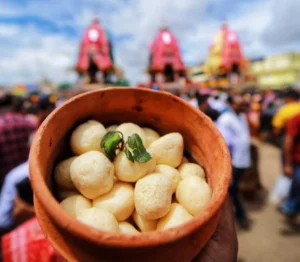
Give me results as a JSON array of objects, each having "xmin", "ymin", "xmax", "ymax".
[{"xmin": 0, "ymin": 0, "xmax": 300, "ymax": 85}]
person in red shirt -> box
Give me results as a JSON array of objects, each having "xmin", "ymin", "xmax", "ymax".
[
  {"xmin": 0, "ymin": 95, "xmax": 36, "ymax": 188},
  {"xmin": 279, "ymin": 113, "xmax": 300, "ymax": 217}
]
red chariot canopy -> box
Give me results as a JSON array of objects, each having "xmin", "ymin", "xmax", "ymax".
[
  {"xmin": 76, "ymin": 20, "xmax": 112, "ymax": 72},
  {"xmin": 149, "ymin": 28, "xmax": 185, "ymax": 72},
  {"xmin": 221, "ymin": 25, "xmax": 244, "ymax": 70}
]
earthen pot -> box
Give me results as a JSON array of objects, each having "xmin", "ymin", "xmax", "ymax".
[{"xmin": 29, "ymin": 87, "xmax": 231, "ymax": 262}]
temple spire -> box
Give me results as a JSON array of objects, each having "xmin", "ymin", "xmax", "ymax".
[{"xmin": 148, "ymin": 27, "xmax": 185, "ymax": 83}]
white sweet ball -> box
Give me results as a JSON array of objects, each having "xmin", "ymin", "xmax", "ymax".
[
  {"xmin": 54, "ymin": 157, "xmax": 77, "ymax": 190},
  {"xmin": 148, "ymin": 133, "xmax": 184, "ymax": 168},
  {"xmin": 119, "ymin": 222, "xmax": 140, "ymax": 235},
  {"xmin": 157, "ymin": 203, "xmax": 193, "ymax": 231},
  {"xmin": 60, "ymin": 195, "xmax": 91, "ymax": 218},
  {"xmin": 134, "ymin": 173, "xmax": 172, "ymax": 220},
  {"xmin": 143, "ymin": 128, "xmax": 160, "ymax": 147},
  {"xmin": 154, "ymin": 165, "xmax": 181, "ymax": 193},
  {"xmin": 93, "ymin": 182, "xmax": 135, "ymax": 221},
  {"xmin": 70, "ymin": 120, "xmax": 107, "ymax": 155},
  {"xmin": 132, "ymin": 211, "xmax": 157, "ymax": 232},
  {"xmin": 176, "ymin": 176, "xmax": 212, "ymax": 216},
  {"xmin": 116, "ymin": 123, "xmax": 147, "ymax": 145},
  {"xmin": 70, "ymin": 151, "xmax": 114, "ymax": 199},
  {"xmin": 106, "ymin": 125, "xmax": 118, "ymax": 132},
  {"xmin": 57, "ymin": 189, "xmax": 79, "ymax": 201},
  {"xmin": 114, "ymin": 151, "xmax": 156, "ymax": 182},
  {"xmin": 178, "ymin": 163, "xmax": 205, "ymax": 180},
  {"xmin": 77, "ymin": 207, "xmax": 119, "ymax": 232}
]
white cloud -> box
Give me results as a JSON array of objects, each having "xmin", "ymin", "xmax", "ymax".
[
  {"xmin": 0, "ymin": 25, "xmax": 21, "ymax": 37},
  {"xmin": 263, "ymin": 0, "xmax": 300, "ymax": 46},
  {"xmin": 0, "ymin": 0, "xmax": 299, "ymax": 85},
  {"xmin": 0, "ymin": 27, "xmax": 77, "ymax": 84}
]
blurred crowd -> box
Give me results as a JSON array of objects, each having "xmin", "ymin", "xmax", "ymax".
[
  {"xmin": 0, "ymin": 92, "xmax": 57, "ymax": 229},
  {"xmin": 172, "ymin": 86, "xmax": 300, "ymax": 229},
  {"xmin": 0, "ymin": 90, "xmax": 60, "ymax": 260},
  {"xmin": 0, "ymin": 85, "xmax": 300, "ymax": 260}
]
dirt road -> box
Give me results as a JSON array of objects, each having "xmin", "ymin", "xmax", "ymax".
[{"xmin": 237, "ymin": 143, "xmax": 300, "ymax": 262}]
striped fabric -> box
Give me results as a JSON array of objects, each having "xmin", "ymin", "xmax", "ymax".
[{"xmin": 2, "ymin": 218, "xmax": 64, "ymax": 262}]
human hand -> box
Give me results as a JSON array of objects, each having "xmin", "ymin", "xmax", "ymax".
[
  {"xmin": 193, "ymin": 197, "xmax": 238, "ymax": 262},
  {"xmin": 284, "ymin": 165, "xmax": 293, "ymax": 177}
]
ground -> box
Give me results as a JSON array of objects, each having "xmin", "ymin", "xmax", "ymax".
[{"xmin": 237, "ymin": 143, "xmax": 300, "ymax": 262}]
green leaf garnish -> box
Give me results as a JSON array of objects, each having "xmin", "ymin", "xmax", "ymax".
[
  {"xmin": 124, "ymin": 147, "xmax": 134, "ymax": 162},
  {"xmin": 101, "ymin": 131, "xmax": 124, "ymax": 161},
  {"xmin": 127, "ymin": 134, "xmax": 152, "ymax": 163},
  {"xmin": 100, "ymin": 131, "xmax": 152, "ymax": 163}
]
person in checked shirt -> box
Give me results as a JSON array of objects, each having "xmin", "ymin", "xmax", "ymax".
[{"xmin": 0, "ymin": 94, "xmax": 36, "ymax": 188}]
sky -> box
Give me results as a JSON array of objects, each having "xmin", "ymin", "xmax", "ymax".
[{"xmin": 0, "ymin": 0, "xmax": 300, "ymax": 86}]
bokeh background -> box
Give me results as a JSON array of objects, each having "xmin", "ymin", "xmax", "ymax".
[
  {"xmin": 1, "ymin": 0, "xmax": 300, "ymax": 85},
  {"xmin": 1, "ymin": 1, "xmax": 300, "ymax": 262}
]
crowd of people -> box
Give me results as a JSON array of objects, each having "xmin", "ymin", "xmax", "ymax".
[
  {"xmin": 0, "ymin": 85, "xmax": 300, "ymax": 260},
  {"xmin": 174, "ymin": 86, "xmax": 300, "ymax": 229},
  {"xmin": 0, "ymin": 92, "xmax": 59, "ymax": 228},
  {"xmin": 0, "ymin": 91, "xmax": 59, "ymax": 260}
]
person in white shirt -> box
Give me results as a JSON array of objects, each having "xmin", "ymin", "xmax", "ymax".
[
  {"xmin": 208, "ymin": 93, "xmax": 228, "ymax": 113},
  {"xmin": 217, "ymin": 95, "xmax": 251, "ymax": 229},
  {"xmin": 0, "ymin": 162, "xmax": 29, "ymax": 233}
]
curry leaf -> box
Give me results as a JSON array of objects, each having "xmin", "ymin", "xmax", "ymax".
[
  {"xmin": 101, "ymin": 131, "xmax": 124, "ymax": 161},
  {"xmin": 124, "ymin": 147, "xmax": 134, "ymax": 162},
  {"xmin": 127, "ymin": 133, "xmax": 152, "ymax": 163}
]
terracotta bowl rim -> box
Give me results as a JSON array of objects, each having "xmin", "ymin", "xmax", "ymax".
[{"xmin": 29, "ymin": 87, "xmax": 231, "ymax": 248}]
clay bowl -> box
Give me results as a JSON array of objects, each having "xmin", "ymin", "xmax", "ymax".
[{"xmin": 29, "ymin": 87, "xmax": 231, "ymax": 262}]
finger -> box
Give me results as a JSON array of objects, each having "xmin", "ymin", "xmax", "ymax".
[{"xmin": 193, "ymin": 196, "xmax": 238, "ymax": 262}]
